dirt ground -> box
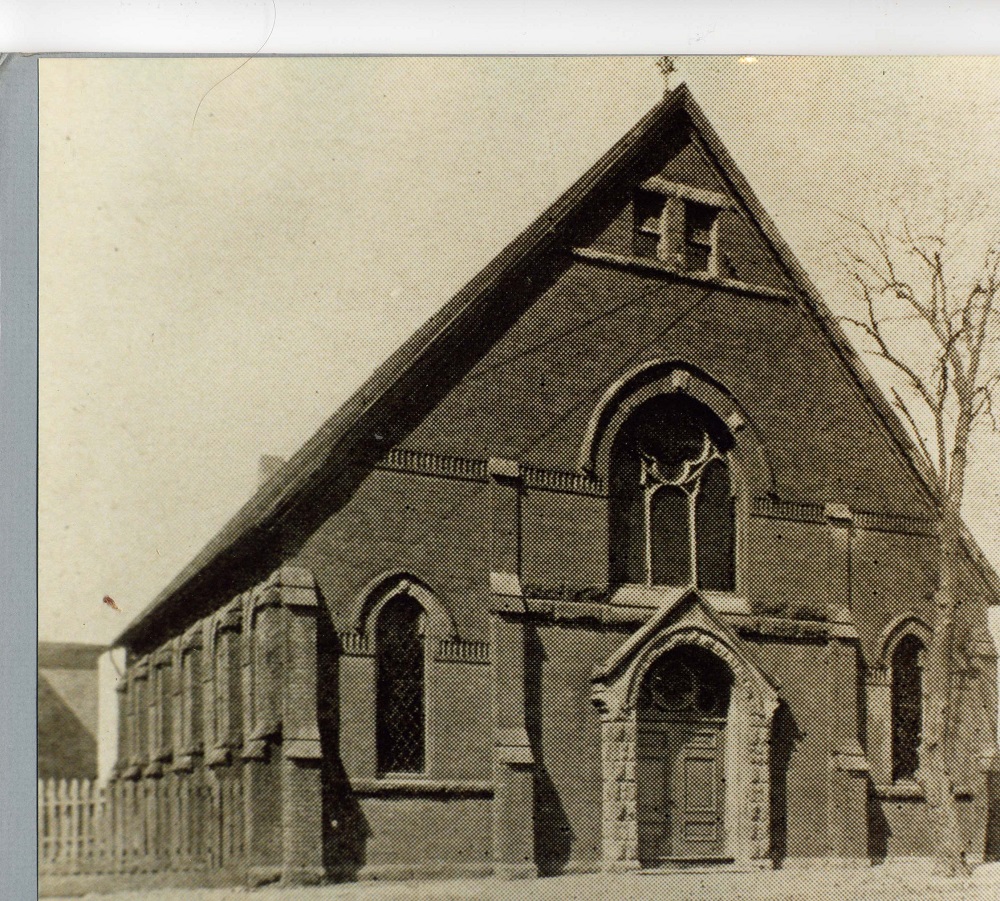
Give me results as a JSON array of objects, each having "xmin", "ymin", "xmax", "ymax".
[{"xmin": 45, "ymin": 863, "xmax": 1000, "ymax": 901}]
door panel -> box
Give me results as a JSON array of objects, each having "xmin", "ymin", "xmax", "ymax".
[{"xmin": 638, "ymin": 718, "xmax": 726, "ymax": 862}]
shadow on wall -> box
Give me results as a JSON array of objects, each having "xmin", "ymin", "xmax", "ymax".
[
  {"xmin": 769, "ymin": 702, "xmax": 802, "ymax": 869},
  {"xmin": 525, "ymin": 625, "xmax": 575, "ymax": 876},
  {"xmin": 317, "ymin": 600, "xmax": 370, "ymax": 879},
  {"xmin": 867, "ymin": 792, "xmax": 890, "ymax": 864}
]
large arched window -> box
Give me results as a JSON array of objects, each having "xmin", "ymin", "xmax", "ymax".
[
  {"xmin": 891, "ymin": 634, "xmax": 925, "ymax": 782},
  {"xmin": 376, "ymin": 594, "xmax": 426, "ymax": 774},
  {"xmin": 609, "ymin": 395, "xmax": 736, "ymax": 589}
]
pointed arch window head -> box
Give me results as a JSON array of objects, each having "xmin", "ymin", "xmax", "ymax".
[
  {"xmin": 376, "ymin": 594, "xmax": 426, "ymax": 775},
  {"xmin": 610, "ymin": 395, "xmax": 736, "ymax": 590},
  {"xmin": 891, "ymin": 634, "xmax": 925, "ymax": 783}
]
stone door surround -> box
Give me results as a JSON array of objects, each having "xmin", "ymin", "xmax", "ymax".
[{"xmin": 590, "ymin": 588, "xmax": 779, "ymax": 871}]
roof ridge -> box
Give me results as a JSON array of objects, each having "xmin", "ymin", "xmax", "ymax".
[
  {"xmin": 115, "ymin": 85, "xmax": 693, "ymax": 646},
  {"xmin": 116, "ymin": 82, "xmax": 1000, "ymax": 647}
]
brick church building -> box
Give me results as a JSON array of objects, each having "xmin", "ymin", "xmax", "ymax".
[{"xmin": 111, "ymin": 83, "xmax": 1000, "ymax": 884}]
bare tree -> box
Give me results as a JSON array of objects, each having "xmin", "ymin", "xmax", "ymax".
[{"xmin": 837, "ymin": 209, "xmax": 1000, "ymax": 875}]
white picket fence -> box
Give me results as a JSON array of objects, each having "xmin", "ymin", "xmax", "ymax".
[{"xmin": 38, "ymin": 774, "xmax": 244, "ymax": 876}]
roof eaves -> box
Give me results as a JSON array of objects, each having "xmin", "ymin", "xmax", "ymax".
[
  {"xmin": 680, "ymin": 93, "xmax": 943, "ymax": 508},
  {"xmin": 682, "ymin": 93, "xmax": 1000, "ymax": 607},
  {"xmin": 114, "ymin": 85, "xmax": 693, "ymax": 648}
]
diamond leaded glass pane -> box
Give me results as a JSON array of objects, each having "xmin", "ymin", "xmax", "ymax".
[
  {"xmin": 376, "ymin": 595, "xmax": 426, "ymax": 774},
  {"xmin": 892, "ymin": 635, "xmax": 924, "ymax": 782}
]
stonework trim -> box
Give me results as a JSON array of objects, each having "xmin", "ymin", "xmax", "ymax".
[
  {"xmin": 435, "ymin": 638, "xmax": 491, "ymax": 665},
  {"xmin": 877, "ymin": 615, "xmax": 933, "ymax": 670},
  {"xmin": 639, "ymin": 176, "xmax": 733, "ymax": 209},
  {"xmin": 592, "ymin": 623, "xmax": 779, "ymax": 870},
  {"xmin": 570, "ymin": 247, "xmax": 794, "ymax": 303},
  {"xmin": 348, "ymin": 571, "xmax": 457, "ymax": 640},
  {"xmin": 377, "ymin": 447, "xmax": 604, "ymax": 496},
  {"xmin": 579, "ymin": 362, "xmax": 768, "ymax": 489}
]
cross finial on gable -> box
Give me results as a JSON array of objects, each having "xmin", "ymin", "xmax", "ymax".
[{"xmin": 656, "ymin": 56, "xmax": 677, "ymax": 95}]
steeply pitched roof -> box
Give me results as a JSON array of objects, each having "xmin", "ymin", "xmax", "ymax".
[{"xmin": 115, "ymin": 84, "xmax": 997, "ymax": 648}]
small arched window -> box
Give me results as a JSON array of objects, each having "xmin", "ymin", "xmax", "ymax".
[
  {"xmin": 376, "ymin": 594, "xmax": 426, "ymax": 774},
  {"xmin": 609, "ymin": 395, "xmax": 736, "ymax": 590},
  {"xmin": 891, "ymin": 634, "xmax": 925, "ymax": 782}
]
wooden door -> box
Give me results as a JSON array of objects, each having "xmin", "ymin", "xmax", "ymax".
[
  {"xmin": 667, "ymin": 719, "xmax": 725, "ymax": 858},
  {"xmin": 638, "ymin": 718, "xmax": 726, "ymax": 862}
]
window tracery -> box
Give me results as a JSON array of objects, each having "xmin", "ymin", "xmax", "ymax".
[{"xmin": 610, "ymin": 395, "xmax": 735, "ymax": 589}]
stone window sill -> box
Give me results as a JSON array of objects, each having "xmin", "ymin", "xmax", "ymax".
[
  {"xmin": 874, "ymin": 782, "xmax": 925, "ymax": 800},
  {"xmin": 874, "ymin": 782, "xmax": 975, "ymax": 801},
  {"xmin": 607, "ymin": 584, "xmax": 749, "ymax": 615},
  {"xmin": 352, "ymin": 776, "xmax": 493, "ymax": 797},
  {"xmin": 570, "ymin": 247, "xmax": 793, "ymax": 302}
]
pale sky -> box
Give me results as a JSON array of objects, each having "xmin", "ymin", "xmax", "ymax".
[{"xmin": 38, "ymin": 56, "xmax": 1000, "ymax": 647}]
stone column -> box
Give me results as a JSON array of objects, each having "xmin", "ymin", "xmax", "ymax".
[
  {"xmin": 487, "ymin": 458, "xmax": 536, "ymax": 879},
  {"xmin": 131, "ymin": 656, "xmax": 149, "ymax": 777},
  {"xmin": 98, "ymin": 647, "xmax": 126, "ymax": 784},
  {"xmin": 491, "ymin": 611, "xmax": 536, "ymax": 879},
  {"xmin": 113, "ymin": 654, "xmax": 130, "ymax": 780},
  {"xmin": 864, "ymin": 666, "xmax": 892, "ymax": 786},
  {"xmin": 825, "ymin": 638, "xmax": 870, "ymax": 865},
  {"xmin": 488, "ymin": 458, "xmax": 522, "ymax": 598},
  {"xmin": 599, "ymin": 717, "xmax": 639, "ymax": 871},
  {"xmin": 279, "ymin": 566, "xmax": 324, "ymax": 885},
  {"xmin": 971, "ymin": 641, "xmax": 1000, "ymax": 864},
  {"xmin": 825, "ymin": 503, "xmax": 853, "ymax": 616},
  {"xmin": 173, "ymin": 624, "xmax": 203, "ymax": 773},
  {"xmin": 242, "ymin": 585, "xmax": 282, "ymax": 886}
]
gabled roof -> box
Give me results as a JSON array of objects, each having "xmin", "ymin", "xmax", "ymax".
[{"xmin": 116, "ymin": 84, "xmax": 998, "ymax": 648}]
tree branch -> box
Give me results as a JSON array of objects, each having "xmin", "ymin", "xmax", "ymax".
[{"xmin": 890, "ymin": 387, "xmax": 937, "ymax": 473}]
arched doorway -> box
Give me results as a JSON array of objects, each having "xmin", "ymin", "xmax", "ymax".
[{"xmin": 636, "ymin": 645, "xmax": 733, "ymax": 863}]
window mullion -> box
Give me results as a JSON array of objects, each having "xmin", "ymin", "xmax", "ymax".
[
  {"xmin": 644, "ymin": 483, "xmax": 655, "ymax": 586},
  {"xmin": 688, "ymin": 479, "xmax": 700, "ymax": 587}
]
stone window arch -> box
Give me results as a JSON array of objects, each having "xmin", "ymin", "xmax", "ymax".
[
  {"xmin": 348, "ymin": 573, "xmax": 456, "ymax": 778},
  {"xmin": 867, "ymin": 615, "xmax": 933, "ymax": 787},
  {"xmin": 350, "ymin": 572, "xmax": 456, "ymax": 641},
  {"xmin": 608, "ymin": 393, "xmax": 736, "ymax": 590},
  {"xmin": 581, "ymin": 362, "xmax": 770, "ymax": 594}
]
